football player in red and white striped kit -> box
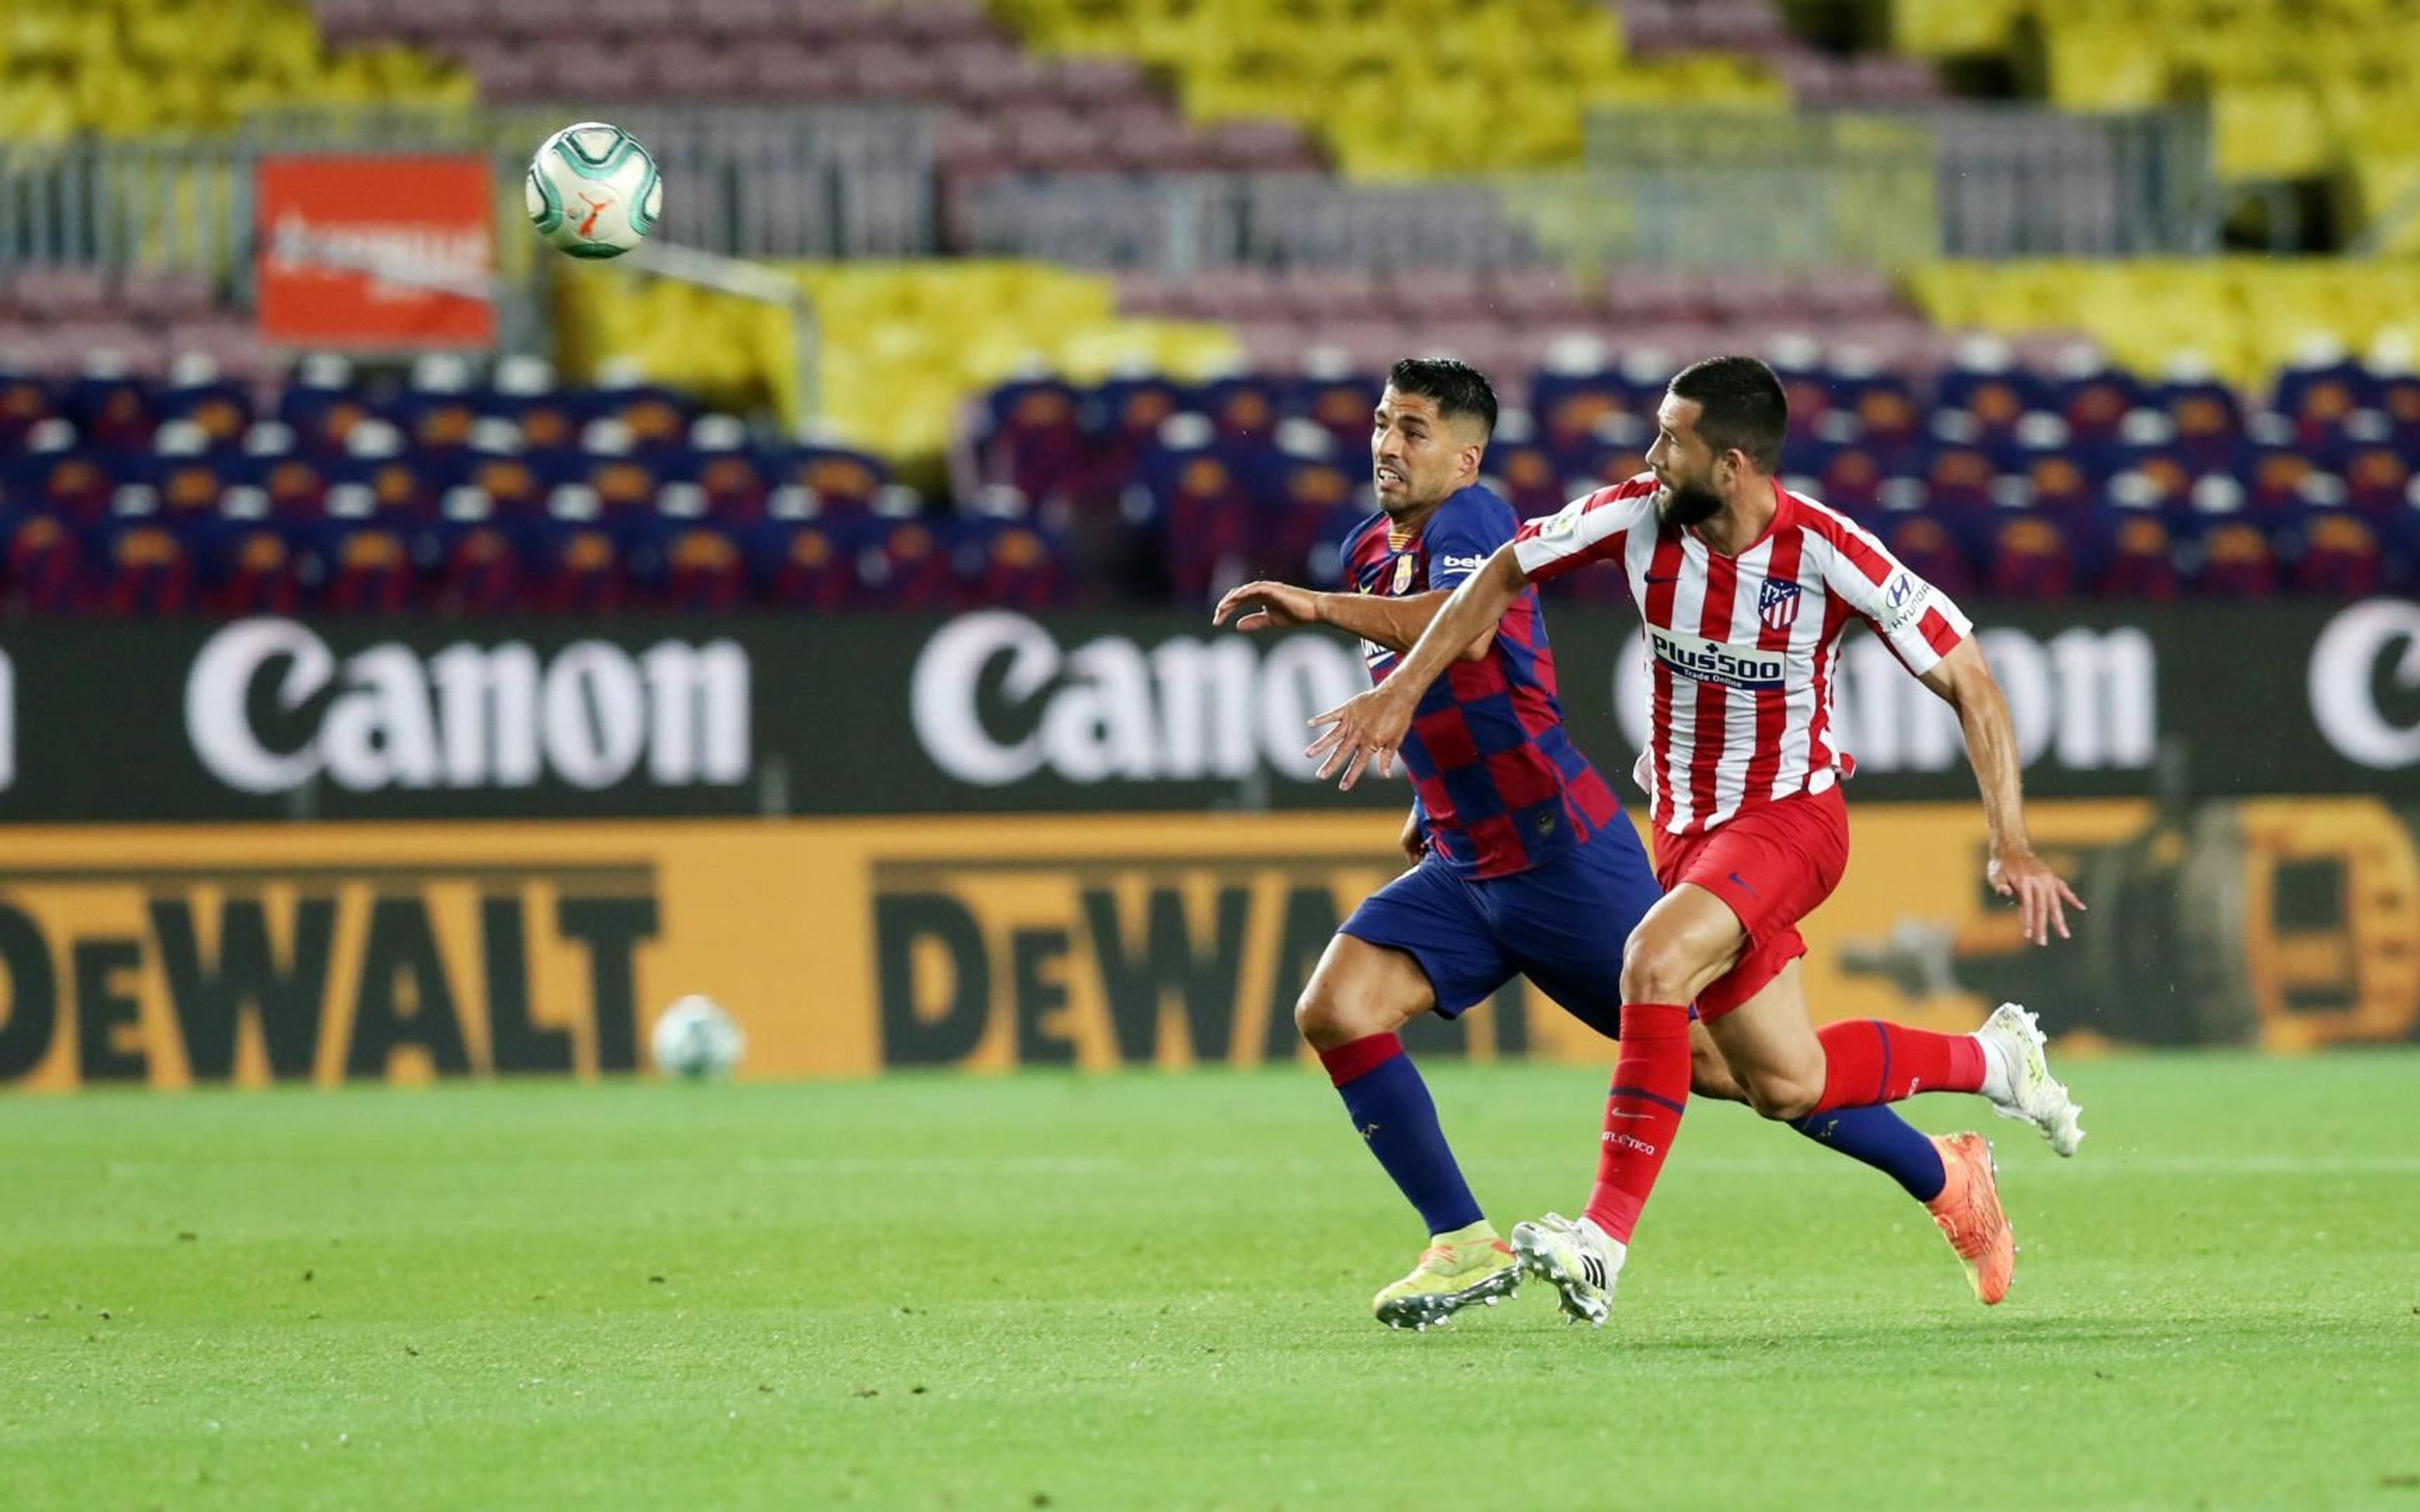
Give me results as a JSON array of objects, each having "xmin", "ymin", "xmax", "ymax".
[{"xmin": 1305, "ymin": 356, "xmax": 2087, "ymax": 1325}]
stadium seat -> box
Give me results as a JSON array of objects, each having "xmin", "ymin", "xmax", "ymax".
[
  {"xmin": 529, "ymin": 525, "xmax": 632, "ymax": 615},
  {"xmin": 951, "ymin": 517, "xmax": 1070, "ymax": 609},
  {"xmin": 2090, "ymin": 513, "xmax": 2180, "ymax": 601},
  {"xmin": 206, "ymin": 524, "xmax": 306, "ymax": 615},
  {"xmin": 660, "ymin": 525, "xmax": 750, "ymax": 611},
  {"xmin": 1, "ymin": 513, "xmax": 85, "ymax": 615},
  {"xmin": 312, "ymin": 523, "xmax": 419, "ymax": 615},
  {"xmin": 2289, "ymin": 510, "xmax": 2387, "ymax": 598},
  {"xmin": 2191, "ymin": 519, "xmax": 2279, "ymax": 599},
  {"xmin": 1984, "ymin": 514, "xmax": 2078, "ymax": 600},
  {"xmin": 91, "ymin": 522, "xmax": 196, "ymax": 618},
  {"xmin": 429, "ymin": 522, "xmax": 525, "ymax": 616},
  {"xmin": 857, "ymin": 518, "xmax": 957, "ymax": 609}
]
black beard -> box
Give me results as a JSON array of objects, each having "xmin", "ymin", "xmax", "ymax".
[{"xmin": 1657, "ymin": 482, "xmax": 1723, "ymax": 528}]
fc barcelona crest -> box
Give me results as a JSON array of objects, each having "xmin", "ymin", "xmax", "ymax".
[{"xmin": 1758, "ymin": 577, "xmax": 1801, "ymax": 631}]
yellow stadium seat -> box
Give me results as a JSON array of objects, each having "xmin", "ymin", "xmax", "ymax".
[
  {"xmin": 1906, "ymin": 259, "xmax": 2420, "ymax": 390},
  {"xmin": 558, "ymin": 262, "xmax": 1241, "ymax": 466},
  {"xmin": 987, "ymin": 0, "xmax": 1773, "ymax": 178},
  {"xmin": 9, "ymin": 0, "xmax": 464, "ymax": 135},
  {"xmin": 1942, "ymin": 0, "xmax": 2420, "ymax": 239},
  {"xmin": 2211, "ymin": 82, "xmax": 2331, "ymax": 181},
  {"xmin": 1891, "ymin": 0, "xmax": 2025, "ymax": 57}
]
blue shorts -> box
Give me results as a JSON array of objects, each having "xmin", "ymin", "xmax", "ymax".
[{"xmin": 1339, "ymin": 826, "xmax": 1662, "ymax": 1040}]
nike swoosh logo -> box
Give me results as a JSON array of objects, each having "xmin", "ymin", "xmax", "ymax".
[{"xmin": 1728, "ymin": 870, "xmax": 1760, "ymax": 897}]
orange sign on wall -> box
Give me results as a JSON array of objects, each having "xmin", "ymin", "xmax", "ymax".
[{"xmin": 255, "ymin": 155, "xmax": 498, "ymax": 349}]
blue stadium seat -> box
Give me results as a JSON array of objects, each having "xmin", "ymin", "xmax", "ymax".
[
  {"xmin": 951, "ymin": 517, "xmax": 1069, "ymax": 609},
  {"xmin": 206, "ymin": 522, "xmax": 305, "ymax": 615},
  {"xmin": 310, "ymin": 522, "xmax": 420, "ymax": 614},
  {"xmin": 659, "ymin": 522, "xmax": 749, "ymax": 611},
  {"xmin": 783, "ymin": 442, "xmax": 889, "ymax": 516},
  {"xmin": 1, "ymin": 511, "xmax": 85, "ymax": 615},
  {"xmin": 977, "ymin": 376, "xmax": 1088, "ymax": 503},
  {"xmin": 743, "ymin": 517, "xmax": 858, "ymax": 612},
  {"xmin": 428, "ymin": 522, "xmax": 524, "ymax": 616},
  {"xmin": 91, "ymin": 522, "xmax": 195, "ymax": 617}
]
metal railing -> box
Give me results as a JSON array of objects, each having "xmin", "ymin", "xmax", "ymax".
[
  {"xmin": 0, "ymin": 137, "xmax": 256, "ymax": 278},
  {"xmin": 1562, "ymin": 110, "xmax": 1941, "ymax": 268},
  {"xmin": 240, "ymin": 104, "xmax": 939, "ymax": 261},
  {"xmin": 0, "ymin": 102, "xmax": 941, "ymax": 280},
  {"xmin": 2, "ymin": 99, "xmax": 2252, "ymax": 300},
  {"xmin": 959, "ymin": 104, "xmax": 2229, "ymax": 276},
  {"xmin": 957, "ymin": 172, "xmax": 1553, "ymax": 273},
  {"xmin": 1581, "ymin": 105, "xmax": 2223, "ymax": 260},
  {"xmin": 0, "ymin": 133, "xmax": 551, "ymax": 351}
]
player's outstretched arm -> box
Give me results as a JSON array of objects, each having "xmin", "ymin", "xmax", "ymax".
[
  {"xmin": 1212, "ymin": 581, "xmax": 1495, "ymax": 660},
  {"xmin": 1919, "ymin": 637, "xmax": 2086, "ymax": 947},
  {"xmin": 1305, "ymin": 546, "xmax": 1530, "ymax": 789}
]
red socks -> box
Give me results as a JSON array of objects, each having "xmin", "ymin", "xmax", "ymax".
[
  {"xmin": 1810, "ymin": 1019, "xmax": 1985, "ymax": 1113},
  {"xmin": 1581, "ymin": 1002, "xmax": 1691, "ymax": 1245},
  {"xmin": 1317, "ymin": 1031, "xmax": 1404, "ymax": 1086}
]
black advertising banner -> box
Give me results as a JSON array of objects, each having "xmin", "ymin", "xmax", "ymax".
[{"xmin": 0, "ymin": 600, "xmax": 2415, "ymax": 823}]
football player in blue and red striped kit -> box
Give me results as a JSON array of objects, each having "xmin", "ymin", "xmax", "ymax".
[{"xmin": 1216, "ymin": 358, "xmax": 1661, "ymax": 1328}]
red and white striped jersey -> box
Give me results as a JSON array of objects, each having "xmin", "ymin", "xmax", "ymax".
[{"xmin": 1512, "ymin": 475, "xmax": 1972, "ymax": 836}]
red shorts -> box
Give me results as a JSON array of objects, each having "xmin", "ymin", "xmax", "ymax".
[{"xmin": 1650, "ymin": 784, "xmax": 1850, "ymax": 1021}]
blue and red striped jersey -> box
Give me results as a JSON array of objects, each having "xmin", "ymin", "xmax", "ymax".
[{"xmin": 1342, "ymin": 484, "xmax": 1623, "ymax": 879}]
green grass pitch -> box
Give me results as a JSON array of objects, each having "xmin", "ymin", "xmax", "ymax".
[{"xmin": 5, "ymin": 1052, "xmax": 2418, "ymax": 1509}]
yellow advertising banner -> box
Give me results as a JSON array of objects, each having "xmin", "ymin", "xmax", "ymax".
[{"xmin": 2, "ymin": 796, "xmax": 2412, "ymax": 1090}]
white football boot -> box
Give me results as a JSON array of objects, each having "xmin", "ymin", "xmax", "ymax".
[
  {"xmin": 1976, "ymin": 1002, "xmax": 2085, "ymax": 1157},
  {"xmin": 1509, "ymin": 1212, "xmax": 1622, "ymax": 1328}
]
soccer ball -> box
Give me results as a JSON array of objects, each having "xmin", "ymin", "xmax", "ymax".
[
  {"xmin": 650, "ymin": 995, "xmax": 745, "ymax": 1080},
  {"xmin": 525, "ymin": 122, "xmax": 662, "ymax": 259}
]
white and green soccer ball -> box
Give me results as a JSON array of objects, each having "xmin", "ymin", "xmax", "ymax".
[
  {"xmin": 650, "ymin": 994, "xmax": 745, "ymax": 1080},
  {"xmin": 526, "ymin": 121, "xmax": 662, "ymax": 259}
]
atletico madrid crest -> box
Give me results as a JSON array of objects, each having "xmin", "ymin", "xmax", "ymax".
[{"xmin": 1758, "ymin": 577, "xmax": 1801, "ymax": 631}]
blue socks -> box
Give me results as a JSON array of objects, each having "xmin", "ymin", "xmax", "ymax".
[
  {"xmin": 1318, "ymin": 1032, "xmax": 1485, "ymax": 1236},
  {"xmin": 1791, "ymin": 1103, "xmax": 1947, "ymax": 1202}
]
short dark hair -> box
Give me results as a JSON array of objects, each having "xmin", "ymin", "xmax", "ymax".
[
  {"xmin": 1668, "ymin": 355, "xmax": 1787, "ymax": 472},
  {"xmin": 1388, "ymin": 356, "xmax": 1497, "ymax": 438}
]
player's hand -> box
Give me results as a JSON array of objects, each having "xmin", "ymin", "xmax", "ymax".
[
  {"xmin": 1398, "ymin": 805, "xmax": 1426, "ymax": 864},
  {"xmin": 1305, "ymin": 686, "xmax": 1412, "ymax": 791},
  {"xmin": 1988, "ymin": 847, "xmax": 2086, "ymax": 947},
  {"xmin": 1212, "ymin": 580, "xmax": 1323, "ymax": 631}
]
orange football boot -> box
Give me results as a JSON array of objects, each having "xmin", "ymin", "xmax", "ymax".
[{"xmin": 1927, "ymin": 1132, "xmax": 2014, "ymax": 1305}]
